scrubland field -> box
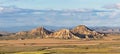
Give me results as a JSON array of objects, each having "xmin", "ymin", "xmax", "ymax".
[{"xmin": 0, "ymin": 34, "xmax": 120, "ymax": 54}]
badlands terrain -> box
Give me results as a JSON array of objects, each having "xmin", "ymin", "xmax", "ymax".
[{"xmin": 0, "ymin": 25, "xmax": 120, "ymax": 54}]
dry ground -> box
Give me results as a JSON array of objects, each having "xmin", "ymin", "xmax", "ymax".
[
  {"xmin": 0, "ymin": 34, "xmax": 120, "ymax": 54},
  {"xmin": 0, "ymin": 35, "xmax": 120, "ymax": 46}
]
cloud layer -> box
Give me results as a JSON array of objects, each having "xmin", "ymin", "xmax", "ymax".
[
  {"xmin": 0, "ymin": 6, "xmax": 120, "ymax": 28},
  {"xmin": 104, "ymin": 3, "xmax": 120, "ymax": 9}
]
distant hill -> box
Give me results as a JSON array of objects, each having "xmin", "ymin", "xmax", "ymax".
[
  {"xmin": 12, "ymin": 25, "xmax": 104, "ymax": 40},
  {"xmin": 0, "ymin": 31, "xmax": 11, "ymax": 36},
  {"xmin": 71, "ymin": 25, "xmax": 104, "ymax": 39},
  {"xmin": 0, "ymin": 26, "xmax": 37, "ymax": 32},
  {"xmin": 91, "ymin": 27, "xmax": 120, "ymax": 34},
  {"xmin": 16, "ymin": 27, "xmax": 52, "ymax": 38}
]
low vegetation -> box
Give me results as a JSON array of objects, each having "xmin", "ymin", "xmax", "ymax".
[
  {"xmin": 0, "ymin": 34, "xmax": 120, "ymax": 54},
  {"xmin": 0, "ymin": 35, "xmax": 42, "ymax": 40},
  {"xmin": 0, "ymin": 42, "xmax": 120, "ymax": 54}
]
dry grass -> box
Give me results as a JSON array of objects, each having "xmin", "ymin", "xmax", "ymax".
[{"xmin": 0, "ymin": 34, "xmax": 120, "ymax": 54}]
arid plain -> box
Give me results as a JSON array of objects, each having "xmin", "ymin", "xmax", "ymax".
[{"xmin": 0, "ymin": 34, "xmax": 120, "ymax": 54}]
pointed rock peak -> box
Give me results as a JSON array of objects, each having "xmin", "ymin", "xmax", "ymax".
[
  {"xmin": 31, "ymin": 27, "xmax": 51, "ymax": 33},
  {"xmin": 71, "ymin": 25, "xmax": 94, "ymax": 35},
  {"xmin": 34, "ymin": 27, "xmax": 45, "ymax": 30},
  {"xmin": 76, "ymin": 25, "xmax": 88, "ymax": 29},
  {"xmin": 30, "ymin": 26, "xmax": 52, "ymax": 33},
  {"xmin": 77, "ymin": 25, "xmax": 86, "ymax": 27},
  {"xmin": 73, "ymin": 25, "xmax": 92, "ymax": 31}
]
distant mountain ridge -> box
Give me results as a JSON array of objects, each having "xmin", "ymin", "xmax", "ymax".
[
  {"xmin": 92, "ymin": 27, "xmax": 120, "ymax": 34},
  {"xmin": 0, "ymin": 25, "xmax": 120, "ymax": 34}
]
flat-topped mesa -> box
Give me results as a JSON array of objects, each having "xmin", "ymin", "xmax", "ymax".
[
  {"xmin": 28, "ymin": 27, "xmax": 52, "ymax": 38},
  {"xmin": 71, "ymin": 25, "xmax": 104, "ymax": 39},
  {"xmin": 49, "ymin": 29, "xmax": 80, "ymax": 39}
]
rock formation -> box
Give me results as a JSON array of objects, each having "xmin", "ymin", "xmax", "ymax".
[
  {"xmin": 49, "ymin": 29, "xmax": 80, "ymax": 39},
  {"xmin": 71, "ymin": 25, "xmax": 104, "ymax": 39},
  {"xmin": 16, "ymin": 27, "xmax": 52, "ymax": 38},
  {"xmin": 15, "ymin": 25, "xmax": 105, "ymax": 39},
  {"xmin": 28, "ymin": 27, "xmax": 52, "ymax": 38}
]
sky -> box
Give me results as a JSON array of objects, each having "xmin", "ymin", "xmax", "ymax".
[
  {"xmin": 0, "ymin": 0, "xmax": 120, "ymax": 9},
  {"xmin": 0, "ymin": 0, "xmax": 120, "ymax": 28}
]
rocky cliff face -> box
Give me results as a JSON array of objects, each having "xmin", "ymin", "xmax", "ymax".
[
  {"xmin": 71, "ymin": 25, "xmax": 104, "ymax": 39},
  {"xmin": 49, "ymin": 29, "xmax": 80, "ymax": 39}
]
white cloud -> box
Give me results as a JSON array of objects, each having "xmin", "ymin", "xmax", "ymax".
[
  {"xmin": 0, "ymin": 7, "xmax": 4, "ymax": 12},
  {"xmin": 0, "ymin": 6, "xmax": 21, "ymax": 13},
  {"xmin": 104, "ymin": 3, "xmax": 120, "ymax": 9},
  {"xmin": 109, "ymin": 12, "xmax": 118, "ymax": 18}
]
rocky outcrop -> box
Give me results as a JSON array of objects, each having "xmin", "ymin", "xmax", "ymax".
[
  {"xmin": 16, "ymin": 27, "xmax": 52, "ymax": 38},
  {"xmin": 49, "ymin": 29, "xmax": 80, "ymax": 39},
  {"xmin": 71, "ymin": 25, "xmax": 104, "ymax": 39},
  {"xmin": 15, "ymin": 25, "xmax": 105, "ymax": 39},
  {"xmin": 71, "ymin": 25, "xmax": 92, "ymax": 34},
  {"xmin": 28, "ymin": 27, "xmax": 52, "ymax": 38}
]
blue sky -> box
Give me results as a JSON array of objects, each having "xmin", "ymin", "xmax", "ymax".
[
  {"xmin": 0, "ymin": 0, "xmax": 120, "ymax": 28},
  {"xmin": 0, "ymin": 0, "xmax": 120, "ymax": 9}
]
